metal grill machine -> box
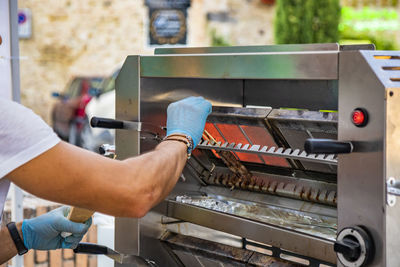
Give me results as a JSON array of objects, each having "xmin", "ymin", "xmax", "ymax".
[{"xmin": 111, "ymin": 44, "xmax": 400, "ymax": 267}]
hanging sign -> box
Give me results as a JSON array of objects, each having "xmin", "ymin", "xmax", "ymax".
[
  {"xmin": 145, "ymin": 0, "xmax": 190, "ymax": 9},
  {"xmin": 145, "ymin": 0, "xmax": 191, "ymax": 45}
]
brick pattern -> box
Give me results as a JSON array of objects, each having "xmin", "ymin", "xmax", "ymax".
[
  {"xmin": 1, "ymin": 206, "xmax": 98, "ymax": 267},
  {"xmin": 49, "ymin": 249, "xmax": 62, "ymax": 267},
  {"xmin": 35, "ymin": 207, "xmax": 49, "ymax": 265}
]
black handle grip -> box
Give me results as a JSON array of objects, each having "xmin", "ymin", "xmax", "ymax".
[
  {"xmin": 334, "ymin": 238, "xmax": 361, "ymax": 261},
  {"xmin": 73, "ymin": 243, "xmax": 108, "ymax": 255},
  {"xmin": 90, "ymin": 117, "xmax": 124, "ymax": 129},
  {"xmin": 304, "ymin": 139, "xmax": 353, "ymax": 154}
]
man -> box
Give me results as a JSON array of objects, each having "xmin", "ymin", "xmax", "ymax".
[{"xmin": 0, "ymin": 96, "xmax": 211, "ymax": 263}]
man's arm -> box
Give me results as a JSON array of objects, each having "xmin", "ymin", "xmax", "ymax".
[
  {"xmin": 8, "ymin": 140, "xmax": 187, "ymax": 218},
  {"xmin": 1, "ymin": 141, "xmax": 184, "ymax": 262},
  {"xmin": 0, "ymin": 222, "xmax": 22, "ymax": 264},
  {"xmin": 7, "ymin": 96, "xmax": 211, "ymax": 218}
]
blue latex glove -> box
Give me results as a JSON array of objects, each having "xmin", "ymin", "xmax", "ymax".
[
  {"xmin": 167, "ymin": 96, "xmax": 212, "ymax": 148},
  {"xmin": 22, "ymin": 206, "xmax": 92, "ymax": 250}
]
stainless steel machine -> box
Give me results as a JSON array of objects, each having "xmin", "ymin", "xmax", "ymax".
[{"xmin": 112, "ymin": 43, "xmax": 400, "ymax": 266}]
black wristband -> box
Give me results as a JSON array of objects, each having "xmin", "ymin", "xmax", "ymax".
[{"xmin": 6, "ymin": 222, "xmax": 28, "ymax": 255}]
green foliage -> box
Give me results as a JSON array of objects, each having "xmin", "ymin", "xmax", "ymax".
[
  {"xmin": 339, "ymin": 6, "xmax": 399, "ymax": 50},
  {"xmin": 340, "ymin": 6, "xmax": 398, "ymax": 32},
  {"xmin": 210, "ymin": 29, "xmax": 231, "ymax": 47},
  {"xmin": 275, "ymin": 0, "xmax": 341, "ymax": 44},
  {"xmin": 341, "ymin": 6, "xmax": 398, "ymax": 21}
]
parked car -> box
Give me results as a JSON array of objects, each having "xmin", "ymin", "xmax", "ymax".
[
  {"xmin": 81, "ymin": 69, "xmax": 119, "ymax": 152},
  {"xmin": 51, "ymin": 76, "xmax": 103, "ymax": 146}
]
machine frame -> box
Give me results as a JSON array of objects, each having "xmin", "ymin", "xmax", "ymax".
[{"xmin": 114, "ymin": 44, "xmax": 400, "ymax": 267}]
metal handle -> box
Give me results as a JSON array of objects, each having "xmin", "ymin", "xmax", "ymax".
[
  {"xmin": 90, "ymin": 117, "xmax": 124, "ymax": 129},
  {"xmin": 90, "ymin": 116, "xmax": 144, "ymax": 132},
  {"xmin": 387, "ymin": 177, "xmax": 400, "ymax": 206},
  {"xmin": 73, "ymin": 243, "xmax": 108, "ymax": 255},
  {"xmin": 304, "ymin": 139, "xmax": 353, "ymax": 154}
]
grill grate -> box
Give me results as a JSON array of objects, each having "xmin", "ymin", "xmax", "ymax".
[{"xmin": 198, "ymin": 140, "xmax": 337, "ymax": 165}]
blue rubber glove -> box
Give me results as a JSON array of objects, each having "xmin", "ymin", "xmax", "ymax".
[
  {"xmin": 22, "ymin": 206, "xmax": 92, "ymax": 250},
  {"xmin": 167, "ymin": 96, "xmax": 212, "ymax": 148}
]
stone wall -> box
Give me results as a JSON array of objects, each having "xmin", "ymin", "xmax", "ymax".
[
  {"xmin": 18, "ymin": 0, "xmax": 149, "ymax": 122},
  {"xmin": 204, "ymin": 0, "xmax": 275, "ymax": 46},
  {"xmin": 18, "ymin": 0, "xmax": 276, "ymax": 122}
]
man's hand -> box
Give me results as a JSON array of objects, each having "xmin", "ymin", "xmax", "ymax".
[
  {"xmin": 167, "ymin": 96, "xmax": 212, "ymax": 147},
  {"xmin": 22, "ymin": 206, "xmax": 91, "ymax": 250}
]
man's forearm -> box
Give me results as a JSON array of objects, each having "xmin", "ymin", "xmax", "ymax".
[
  {"xmin": 0, "ymin": 222, "xmax": 23, "ymax": 264},
  {"xmin": 80, "ymin": 140, "xmax": 187, "ymax": 216},
  {"xmin": 133, "ymin": 140, "xmax": 187, "ymax": 205},
  {"xmin": 8, "ymin": 140, "xmax": 187, "ymax": 218},
  {"xmin": 112, "ymin": 140, "xmax": 187, "ymax": 216}
]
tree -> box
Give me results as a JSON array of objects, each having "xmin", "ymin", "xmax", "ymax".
[{"xmin": 275, "ymin": 0, "xmax": 341, "ymax": 44}]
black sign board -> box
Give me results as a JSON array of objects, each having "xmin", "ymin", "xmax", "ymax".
[
  {"xmin": 145, "ymin": 0, "xmax": 191, "ymax": 45},
  {"xmin": 145, "ymin": 0, "xmax": 190, "ymax": 9}
]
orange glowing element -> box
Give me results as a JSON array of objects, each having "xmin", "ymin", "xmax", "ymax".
[
  {"xmin": 215, "ymin": 123, "xmax": 262, "ymax": 163},
  {"xmin": 203, "ymin": 123, "xmax": 290, "ymax": 167},
  {"xmin": 240, "ymin": 125, "xmax": 290, "ymax": 167},
  {"xmin": 204, "ymin": 123, "xmax": 223, "ymax": 158}
]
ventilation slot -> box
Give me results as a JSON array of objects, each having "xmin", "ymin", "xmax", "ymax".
[
  {"xmin": 379, "ymin": 63, "xmax": 400, "ymax": 83},
  {"xmin": 374, "ymin": 55, "xmax": 400, "ymax": 60},
  {"xmin": 280, "ymin": 253, "xmax": 310, "ymax": 265},
  {"xmin": 383, "ymin": 66, "xmax": 400, "ymax": 70}
]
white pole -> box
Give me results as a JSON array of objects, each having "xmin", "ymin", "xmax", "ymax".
[
  {"xmin": 0, "ymin": 0, "xmax": 14, "ymax": 100},
  {"xmin": 0, "ymin": 0, "xmax": 23, "ymax": 266},
  {"xmin": 11, "ymin": 185, "xmax": 23, "ymax": 267}
]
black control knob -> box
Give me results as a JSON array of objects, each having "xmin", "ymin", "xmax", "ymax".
[
  {"xmin": 334, "ymin": 236, "xmax": 361, "ymax": 262},
  {"xmin": 304, "ymin": 139, "xmax": 353, "ymax": 154},
  {"xmin": 335, "ymin": 226, "xmax": 374, "ymax": 267}
]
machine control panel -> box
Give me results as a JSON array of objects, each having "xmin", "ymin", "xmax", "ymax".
[{"xmin": 334, "ymin": 226, "xmax": 374, "ymax": 267}]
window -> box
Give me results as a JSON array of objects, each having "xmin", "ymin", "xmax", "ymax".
[{"xmin": 64, "ymin": 78, "xmax": 82, "ymax": 98}]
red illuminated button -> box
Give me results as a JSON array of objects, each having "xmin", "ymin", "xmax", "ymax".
[{"xmin": 351, "ymin": 108, "xmax": 368, "ymax": 127}]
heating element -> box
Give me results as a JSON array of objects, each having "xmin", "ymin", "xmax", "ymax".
[{"xmin": 113, "ymin": 44, "xmax": 400, "ymax": 267}]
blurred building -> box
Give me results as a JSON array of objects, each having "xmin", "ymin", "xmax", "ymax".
[
  {"xmin": 342, "ymin": 0, "xmax": 400, "ymax": 7},
  {"xmin": 18, "ymin": 0, "xmax": 275, "ymax": 122}
]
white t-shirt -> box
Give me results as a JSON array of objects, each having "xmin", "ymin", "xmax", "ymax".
[{"xmin": 0, "ymin": 98, "xmax": 60, "ymax": 219}]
